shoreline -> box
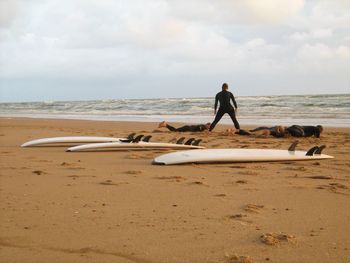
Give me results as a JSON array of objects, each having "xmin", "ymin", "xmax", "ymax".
[
  {"xmin": 1, "ymin": 118, "xmax": 349, "ymax": 263},
  {"xmin": 1, "ymin": 115, "xmax": 350, "ymax": 128}
]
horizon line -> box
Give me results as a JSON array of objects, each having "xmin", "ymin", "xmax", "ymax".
[{"xmin": 0, "ymin": 92, "xmax": 348, "ymax": 104}]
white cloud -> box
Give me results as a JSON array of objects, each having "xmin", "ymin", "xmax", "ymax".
[
  {"xmin": 311, "ymin": 28, "xmax": 333, "ymax": 38},
  {"xmin": 290, "ymin": 0, "xmax": 350, "ymax": 30},
  {"xmin": 288, "ymin": 28, "xmax": 333, "ymax": 41},
  {"xmin": 297, "ymin": 43, "xmax": 333, "ymax": 59},
  {"xmin": 336, "ymin": 46, "xmax": 350, "ymax": 58},
  {"xmin": 0, "ymin": 0, "xmax": 349, "ymax": 101},
  {"xmin": 246, "ymin": 38, "xmax": 266, "ymax": 49},
  {"xmin": 289, "ymin": 32, "xmax": 309, "ymax": 41},
  {"xmin": 297, "ymin": 43, "xmax": 350, "ymax": 60},
  {"xmin": 241, "ymin": 0, "xmax": 305, "ymax": 23},
  {"xmin": 0, "ymin": 0, "xmax": 18, "ymax": 27},
  {"xmin": 168, "ymin": 0, "xmax": 304, "ymax": 25}
]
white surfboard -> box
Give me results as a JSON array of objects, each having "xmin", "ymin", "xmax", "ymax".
[
  {"xmin": 21, "ymin": 136, "xmax": 123, "ymax": 147},
  {"xmin": 66, "ymin": 141, "xmax": 205, "ymax": 152},
  {"xmin": 153, "ymin": 148, "xmax": 334, "ymax": 165}
]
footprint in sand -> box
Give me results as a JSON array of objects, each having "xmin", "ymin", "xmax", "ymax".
[
  {"xmin": 189, "ymin": 181, "xmax": 209, "ymax": 186},
  {"xmin": 60, "ymin": 162, "xmax": 84, "ymax": 170},
  {"xmin": 253, "ymin": 165, "xmax": 265, "ymax": 169},
  {"xmin": 32, "ymin": 170, "xmax": 46, "ymax": 175},
  {"xmin": 236, "ymin": 180, "xmax": 248, "ymax": 184},
  {"xmin": 99, "ymin": 180, "xmax": 129, "ymax": 186},
  {"xmin": 124, "ymin": 154, "xmax": 142, "ymax": 159},
  {"xmin": 285, "ymin": 166, "xmax": 307, "ymax": 171},
  {"xmin": 219, "ymin": 253, "xmax": 256, "ymax": 263},
  {"xmin": 317, "ymin": 183, "xmax": 350, "ymax": 194},
  {"xmin": 124, "ymin": 170, "xmax": 143, "ymax": 175},
  {"xmin": 237, "ymin": 171, "xmax": 258, "ymax": 176},
  {"xmin": 67, "ymin": 175, "xmax": 80, "ymax": 180},
  {"xmin": 260, "ymin": 232, "xmax": 297, "ymax": 246},
  {"xmin": 244, "ymin": 204, "xmax": 264, "ymax": 213},
  {"xmin": 155, "ymin": 176, "xmax": 186, "ymax": 182},
  {"xmin": 306, "ymin": 175, "xmax": 332, "ymax": 180},
  {"xmin": 227, "ymin": 214, "xmax": 252, "ymax": 224}
]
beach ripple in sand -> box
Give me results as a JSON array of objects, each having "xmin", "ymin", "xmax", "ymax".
[{"xmin": 260, "ymin": 233, "xmax": 297, "ymax": 246}]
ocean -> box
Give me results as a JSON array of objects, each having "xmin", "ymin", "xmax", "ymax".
[{"xmin": 0, "ymin": 94, "xmax": 349, "ymax": 127}]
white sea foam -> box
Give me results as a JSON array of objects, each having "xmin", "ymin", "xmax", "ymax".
[{"xmin": 1, "ymin": 94, "xmax": 349, "ymax": 127}]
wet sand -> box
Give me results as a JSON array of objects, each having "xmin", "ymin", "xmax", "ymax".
[{"xmin": 0, "ymin": 118, "xmax": 349, "ymax": 263}]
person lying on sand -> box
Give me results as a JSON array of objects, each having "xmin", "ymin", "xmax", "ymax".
[
  {"xmin": 249, "ymin": 125, "xmax": 323, "ymax": 138},
  {"xmin": 250, "ymin": 126, "xmax": 288, "ymax": 138},
  {"xmin": 158, "ymin": 121, "xmax": 211, "ymax": 132},
  {"xmin": 286, "ymin": 125, "xmax": 323, "ymax": 138}
]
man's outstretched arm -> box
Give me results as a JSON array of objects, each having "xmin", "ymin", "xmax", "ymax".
[
  {"xmin": 230, "ymin": 93, "xmax": 238, "ymax": 109},
  {"xmin": 214, "ymin": 94, "xmax": 219, "ymax": 114}
]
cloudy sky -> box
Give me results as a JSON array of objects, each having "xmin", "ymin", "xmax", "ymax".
[{"xmin": 0, "ymin": 0, "xmax": 349, "ymax": 102}]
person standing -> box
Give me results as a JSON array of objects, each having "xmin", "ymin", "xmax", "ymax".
[{"xmin": 209, "ymin": 83, "xmax": 240, "ymax": 131}]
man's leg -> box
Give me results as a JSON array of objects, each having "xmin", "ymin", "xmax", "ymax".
[
  {"xmin": 227, "ymin": 109, "xmax": 240, "ymax": 129},
  {"xmin": 250, "ymin": 126, "xmax": 269, "ymax": 132},
  {"xmin": 176, "ymin": 126, "xmax": 191, "ymax": 132},
  {"xmin": 209, "ymin": 109, "xmax": 225, "ymax": 131},
  {"xmin": 166, "ymin": 124, "xmax": 179, "ymax": 132}
]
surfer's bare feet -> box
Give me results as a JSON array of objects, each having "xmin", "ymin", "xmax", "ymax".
[{"xmin": 158, "ymin": 121, "xmax": 167, "ymax": 128}]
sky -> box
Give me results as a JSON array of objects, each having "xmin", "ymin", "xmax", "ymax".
[{"xmin": 0, "ymin": 0, "xmax": 350, "ymax": 102}]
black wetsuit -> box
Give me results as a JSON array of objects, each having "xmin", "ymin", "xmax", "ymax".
[
  {"xmin": 301, "ymin": 126, "xmax": 323, "ymax": 138},
  {"xmin": 209, "ymin": 90, "xmax": 240, "ymax": 131},
  {"xmin": 250, "ymin": 126, "xmax": 288, "ymax": 138},
  {"xmin": 287, "ymin": 125, "xmax": 322, "ymax": 138},
  {"xmin": 235, "ymin": 129, "xmax": 251, "ymax": 136},
  {"xmin": 166, "ymin": 124, "xmax": 208, "ymax": 132}
]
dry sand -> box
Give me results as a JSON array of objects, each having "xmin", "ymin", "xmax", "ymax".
[{"xmin": 0, "ymin": 117, "xmax": 349, "ymax": 263}]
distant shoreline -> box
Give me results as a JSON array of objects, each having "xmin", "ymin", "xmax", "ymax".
[
  {"xmin": 1, "ymin": 115, "xmax": 349, "ymax": 128},
  {"xmin": 1, "ymin": 94, "xmax": 349, "ymax": 127},
  {"xmin": 1, "ymin": 93, "xmax": 349, "ymax": 104}
]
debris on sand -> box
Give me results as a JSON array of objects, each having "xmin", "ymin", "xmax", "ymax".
[{"xmin": 260, "ymin": 233, "xmax": 296, "ymax": 246}]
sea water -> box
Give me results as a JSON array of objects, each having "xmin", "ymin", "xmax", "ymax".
[{"xmin": 0, "ymin": 94, "xmax": 349, "ymax": 127}]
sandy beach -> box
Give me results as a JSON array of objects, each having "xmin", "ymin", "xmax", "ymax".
[{"xmin": 0, "ymin": 117, "xmax": 349, "ymax": 263}]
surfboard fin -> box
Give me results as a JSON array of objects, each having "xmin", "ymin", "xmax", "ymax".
[
  {"xmin": 120, "ymin": 133, "xmax": 137, "ymax": 143},
  {"xmin": 127, "ymin": 133, "xmax": 136, "ymax": 140},
  {"xmin": 184, "ymin": 138, "xmax": 195, "ymax": 145},
  {"xmin": 288, "ymin": 141, "xmax": 298, "ymax": 151},
  {"xmin": 142, "ymin": 135, "xmax": 152, "ymax": 142},
  {"xmin": 132, "ymin": 135, "xmax": 144, "ymax": 143},
  {"xmin": 314, "ymin": 145, "xmax": 326, "ymax": 155},
  {"xmin": 176, "ymin": 137, "xmax": 186, "ymax": 144},
  {"xmin": 306, "ymin": 146, "xmax": 319, "ymax": 156},
  {"xmin": 192, "ymin": 139, "xmax": 202, "ymax": 146}
]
